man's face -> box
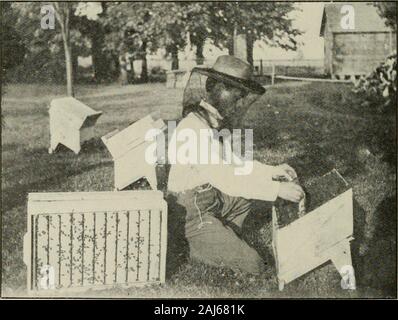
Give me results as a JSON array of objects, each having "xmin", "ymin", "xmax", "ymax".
[{"xmin": 209, "ymin": 81, "xmax": 249, "ymax": 128}]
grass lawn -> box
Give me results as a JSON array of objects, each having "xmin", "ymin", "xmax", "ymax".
[{"xmin": 1, "ymin": 81, "xmax": 396, "ymax": 298}]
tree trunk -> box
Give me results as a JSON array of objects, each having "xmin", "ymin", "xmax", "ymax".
[
  {"xmin": 228, "ymin": 24, "xmax": 237, "ymax": 56},
  {"xmin": 56, "ymin": 4, "xmax": 74, "ymax": 96},
  {"xmin": 171, "ymin": 47, "xmax": 179, "ymax": 70},
  {"xmin": 140, "ymin": 40, "xmax": 148, "ymax": 82},
  {"xmin": 64, "ymin": 40, "xmax": 74, "ymax": 96},
  {"xmin": 227, "ymin": 38, "xmax": 234, "ymax": 55},
  {"xmin": 112, "ymin": 53, "xmax": 120, "ymax": 80},
  {"xmin": 72, "ymin": 47, "xmax": 78, "ymax": 80},
  {"xmin": 246, "ymin": 32, "xmax": 254, "ymax": 66},
  {"xmin": 119, "ymin": 55, "xmax": 128, "ymax": 85},
  {"xmin": 195, "ymin": 40, "xmax": 204, "ymax": 65},
  {"xmin": 127, "ymin": 56, "xmax": 134, "ymax": 84},
  {"xmin": 91, "ymin": 27, "xmax": 107, "ymax": 83},
  {"xmin": 234, "ymin": 33, "xmax": 247, "ymax": 62}
]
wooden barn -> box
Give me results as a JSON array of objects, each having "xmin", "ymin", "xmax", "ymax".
[{"xmin": 320, "ymin": 2, "xmax": 396, "ymax": 79}]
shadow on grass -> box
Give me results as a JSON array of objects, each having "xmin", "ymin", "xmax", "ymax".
[
  {"xmin": 241, "ymin": 200, "xmax": 275, "ymax": 269},
  {"xmin": 50, "ymin": 137, "xmax": 107, "ymax": 155},
  {"xmin": 165, "ymin": 193, "xmax": 190, "ymax": 279},
  {"xmin": 80, "ymin": 137, "xmax": 108, "ymax": 154},
  {"xmin": 355, "ymin": 195, "xmax": 397, "ymax": 298},
  {"xmin": 2, "ymin": 145, "xmax": 112, "ymax": 213}
]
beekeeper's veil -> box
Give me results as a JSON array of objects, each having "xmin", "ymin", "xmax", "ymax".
[{"xmin": 182, "ymin": 55, "xmax": 266, "ymax": 129}]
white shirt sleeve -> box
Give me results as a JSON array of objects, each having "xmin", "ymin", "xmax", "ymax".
[
  {"xmin": 196, "ymin": 135, "xmax": 281, "ymax": 201},
  {"xmin": 168, "ymin": 113, "xmax": 281, "ymax": 201}
]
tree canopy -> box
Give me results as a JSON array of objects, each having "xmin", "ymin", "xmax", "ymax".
[
  {"xmin": 4, "ymin": 1, "xmax": 301, "ymax": 92},
  {"xmin": 373, "ymin": 2, "xmax": 397, "ymax": 31}
]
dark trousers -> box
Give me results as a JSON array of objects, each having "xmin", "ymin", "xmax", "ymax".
[{"xmin": 168, "ymin": 184, "xmax": 267, "ymax": 275}]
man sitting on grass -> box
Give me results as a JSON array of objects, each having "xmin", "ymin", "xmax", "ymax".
[{"xmin": 167, "ymin": 55, "xmax": 304, "ymax": 274}]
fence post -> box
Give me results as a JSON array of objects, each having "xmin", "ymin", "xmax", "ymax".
[
  {"xmin": 271, "ymin": 63, "xmax": 275, "ymax": 85},
  {"xmin": 260, "ymin": 59, "xmax": 263, "ymax": 76}
]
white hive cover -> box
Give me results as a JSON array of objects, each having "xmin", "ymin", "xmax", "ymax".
[
  {"xmin": 102, "ymin": 115, "xmax": 165, "ymax": 159},
  {"xmin": 50, "ymin": 97, "xmax": 102, "ymax": 129}
]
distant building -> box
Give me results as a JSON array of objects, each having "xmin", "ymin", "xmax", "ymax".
[{"xmin": 320, "ymin": 2, "xmax": 396, "ymax": 79}]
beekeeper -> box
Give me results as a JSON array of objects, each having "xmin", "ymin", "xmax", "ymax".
[{"xmin": 167, "ymin": 55, "xmax": 304, "ymax": 274}]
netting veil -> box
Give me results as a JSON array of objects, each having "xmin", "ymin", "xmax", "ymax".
[{"xmin": 182, "ymin": 69, "xmax": 263, "ymax": 128}]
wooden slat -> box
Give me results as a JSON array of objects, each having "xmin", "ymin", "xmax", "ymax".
[
  {"xmin": 36, "ymin": 215, "xmax": 49, "ymax": 290},
  {"xmin": 115, "ymin": 211, "xmax": 129, "ymax": 284},
  {"xmin": 30, "ymin": 215, "xmax": 39, "ymax": 290},
  {"xmin": 59, "ymin": 214, "xmax": 72, "ymax": 288},
  {"xmin": 82, "ymin": 213, "xmax": 95, "ymax": 286},
  {"xmin": 138, "ymin": 210, "xmax": 150, "ymax": 282},
  {"xmin": 104, "ymin": 212, "xmax": 117, "ymax": 285},
  {"xmin": 26, "ymin": 215, "xmax": 35, "ymax": 290},
  {"xmin": 93, "ymin": 212, "xmax": 106, "ymax": 285},
  {"xmin": 127, "ymin": 210, "xmax": 139, "ymax": 283},
  {"xmin": 28, "ymin": 190, "xmax": 163, "ymax": 202},
  {"xmin": 48, "ymin": 215, "xmax": 60, "ymax": 289},
  {"xmin": 70, "ymin": 214, "xmax": 84, "ymax": 286},
  {"xmin": 159, "ymin": 208, "xmax": 168, "ymax": 283},
  {"xmin": 28, "ymin": 198, "xmax": 164, "ymax": 215},
  {"xmin": 149, "ymin": 210, "xmax": 161, "ymax": 281}
]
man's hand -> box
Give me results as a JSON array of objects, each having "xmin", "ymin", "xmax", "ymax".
[
  {"xmin": 278, "ymin": 182, "xmax": 304, "ymax": 203},
  {"xmin": 273, "ymin": 163, "xmax": 298, "ymax": 181}
]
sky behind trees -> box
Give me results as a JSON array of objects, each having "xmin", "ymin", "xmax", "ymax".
[
  {"xmin": 250, "ymin": 2, "xmax": 324, "ymax": 60},
  {"xmin": 73, "ymin": 1, "xmax": 313, "ymax": 62}
]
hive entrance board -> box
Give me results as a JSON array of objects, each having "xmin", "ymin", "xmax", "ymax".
[
  {"xmin": 23, "ymin": 191, "xmax": 167, "ymax": 295},
  {"xmin": 272, "ymin": 169, "xmax": 355, "ymax": 291},
  {"xmin": 49, "ymin": 97, "xmax": 102, "ymax": 154}
]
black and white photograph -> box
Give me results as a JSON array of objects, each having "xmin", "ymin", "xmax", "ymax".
[{"xmin": 1, "ymin": 0, "xmax": 397, "ymax": 301}]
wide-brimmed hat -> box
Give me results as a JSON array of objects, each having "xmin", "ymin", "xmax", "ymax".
[{"xmin": 191, "ymin": 55, "xmax": 265, "ymax": 95}]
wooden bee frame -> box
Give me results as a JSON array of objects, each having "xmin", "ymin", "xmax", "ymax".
[{"xmin": 23, "ymin": 191, "xmax": 167, "ymax": 295}]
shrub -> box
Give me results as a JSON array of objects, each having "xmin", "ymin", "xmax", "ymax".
[{"xmin": 353, "ymin": 53, "xmax": 397, "ymax": 112}]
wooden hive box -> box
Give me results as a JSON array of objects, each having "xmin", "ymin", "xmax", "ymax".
[
  {"xmin": 272, "ymin": 169, "xmax": 355, "ymax": 290},
  {"xmin": 23, "ymin": 191, "xmax": 167, "ymax": 295},
  {"xmin": 49, "ymin": 97, "xmax": 102, "ymax": 154},
  {"xmin": 102, "ymin": 115, "xmax": 166, "ymax": 191}
]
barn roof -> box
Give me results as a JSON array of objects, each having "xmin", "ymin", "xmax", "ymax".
[{"xmin": 320, "ymin": 2, "xmax": 392, "ymax": 36}]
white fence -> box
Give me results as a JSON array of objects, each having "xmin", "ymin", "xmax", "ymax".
[{"xmin": 138, "ymin": 58, "xmax": 325, "ymax": 74}]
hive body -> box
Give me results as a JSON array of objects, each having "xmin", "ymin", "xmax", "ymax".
[
  {"xmin": 272, "ymin": 169, "xmax": 355, "ymax": 290},
  {"xmin": 23, "ymin": 191, "xmax": 167, "ymax": 294},
  {"xmin": 102, "ymin": 115, "xmax": 166, "ymax": 190},
  {"xmin": 49, "ymin": 97, "xmax": 102, "ymax": 154}
]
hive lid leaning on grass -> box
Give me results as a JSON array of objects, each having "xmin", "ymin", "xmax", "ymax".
[
  {"xmin": 102, "ymin": 115, "xmax": 166, "ymax": 160},
  {"xmin": 49, "ymin": 97, "xmax": 102, "ymax": 130},
  {"xmin": 101, "ymin": 115, "xmax": 167, "ymax": 190},
  {"xmin": 272, "ymin": 169, "xmax": 355, "ymax": 291},
  {"xmin": 274, "ymin": 169, "xmax": 351, "ymax": 228}
]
